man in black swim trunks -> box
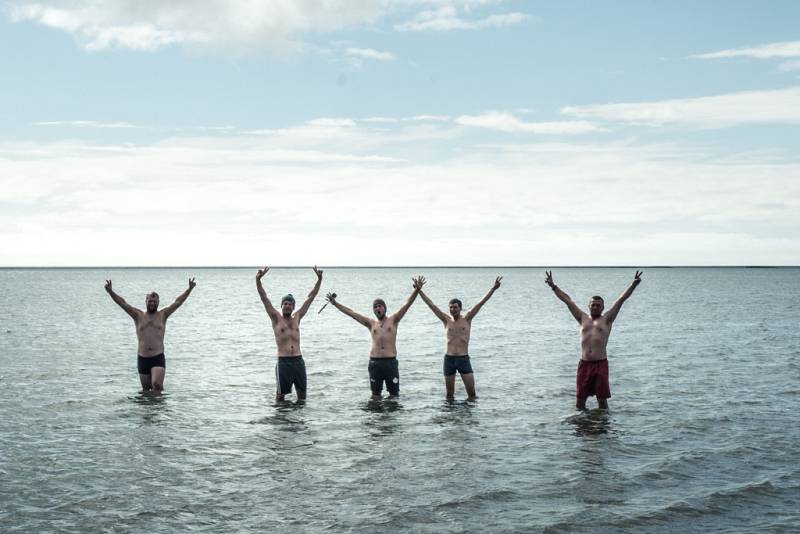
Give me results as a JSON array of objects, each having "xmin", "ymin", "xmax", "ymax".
[
  {"xmin": 105, "ymin": 278, "xmax": 196, "ymax": 392},
  {"xmin": 415, "ymin": 275, "xmax": 501, "ymax": 400},
  {"xmin": 325, "ymin": 277, "xmax": 422, "ymax": 400},
  {"xmin": 256, "ymin": 266, "xmax": 322, "ymax": 401}
]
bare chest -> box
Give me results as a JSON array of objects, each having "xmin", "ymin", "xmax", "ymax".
[{"xmin": 446, "ymin": 320, "xmax": 470, "ymax": 340}]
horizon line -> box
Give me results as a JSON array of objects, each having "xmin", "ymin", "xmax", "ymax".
[{"xmin": 0, "ymin": 265, "xmax": 796, "ymax": 270}]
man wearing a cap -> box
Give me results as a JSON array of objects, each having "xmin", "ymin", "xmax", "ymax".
[
  {"xmin": 256, "ymin": 266, "xmax": 323, "ymax": 401},
  {"xmin": 325, "ymin": 277, "xmax": 422, "ymax": 400}
]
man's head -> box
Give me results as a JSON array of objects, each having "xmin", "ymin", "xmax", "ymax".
[
  {"xmin": 145, "ymin": 292, "xmax": 159, "ymax": 313},
  {"xmin": 281, "ymin": 294, "xmax": 295, "ymax": 317},
  {"xmin": 449, "ymin": 298, "xmax": 463, "ymax": 318},
  {"xmin": 588, "ymin": 296, "xmax": 604, "ymax": 318},
  {"xmin": 373, "ymin": 298, "xmax": 387, "ymax": 320}
]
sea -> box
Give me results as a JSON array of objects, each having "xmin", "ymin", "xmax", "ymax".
[{"xmin": 0, "ymin": 267, "xmax": 798, "ymax": 533}]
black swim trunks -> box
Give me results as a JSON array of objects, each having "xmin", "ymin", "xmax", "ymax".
[
  {"xmin": 443, "ymin": 354, "xmax": 473, "ymax": 376},
  {"xmin": 276, "ymin": 356, "xmax": 307, "ymax": 395},
  {"xmin": 368, "ymin": 357, "xmax": 399, "ymax": 396},
  {"xmin": 138, "ymin": 353, "xmax": 166, "ymax": 375}
]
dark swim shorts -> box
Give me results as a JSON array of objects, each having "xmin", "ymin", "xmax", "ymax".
[
  {"xmin": 368, "ymin": 357, "xmax": 399, "ymax": 396},
  {"xmin": 137, "ymin": 353, "xmax": 166, "ymax": 375},
  {"xmin": 276, "ymin": 355, "xmax": 307, "ymax": 395},
  {"xmin": 443, "ymin": 355, "xmax": 474, "ymax": 376},
  {"xmin": 576, "ymin": 358, "xmax": 611, "ymax": 399}
]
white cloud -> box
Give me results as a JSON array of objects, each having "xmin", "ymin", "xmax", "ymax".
[
  {"xmin": 6, "ymin": 1, "xmax": 532, "ymax": 52},
  {"xmin": 561, "ymin": 87, "xmax": 800, "ymax": 128},
  {"xmin": 778, "ymin": 60, "xmax": 800, "ymax": 72},
  {"xmin": 344, "ymin": 47, "xmax": 395, "ymax": 61},
  {"xmin": 691, "ymin": 41, "xmax": 800, "ymax": 59},
  {"xmin": 33, "ymin": 120, "xmax": 141, "ymax": 129},
  {"xmin": 7, "ymin": 0, "xmax": 384, "ymax": 52},
  {"xmin": 394, "ymin": 5, "xmax": 529, "ymax": 32},
  {"xmin": 2, "ymin": 125, "xmax": 799, "ymax": 265},
  {"xmin": 455, "ymin": 112, "xmax": 605, "ymax": 134}
]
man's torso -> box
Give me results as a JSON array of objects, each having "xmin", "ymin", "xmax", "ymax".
[
  {"xmin": 445, "ymin": 316, "xmax": 471, "ymax": 356},
  {"xmin": 579, "ymin": 315, "xmax": 612, "ymax": 361},
  {"xmin": 370, "ymin": 317, "xmax": 399, "ymax": 357},
  {"xmin": 273, "ymin": 315, "xmax": 302, "ymax": 357},
  {"xmin": 136, "ymin": 311, "xmax": 167, "ymax": 357}
]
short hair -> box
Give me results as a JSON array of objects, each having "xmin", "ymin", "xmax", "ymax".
[
  {"xmin": 373, "ymin": 298, "xmax": 387, "ymax": 309},
  {"xmin": 281, "ymin": 294, "xmax": 295, "ymax": 305},
  {"xmin": 147, "ymin": 292, "xmax": 159, "ymax": 299},
  {"xmin": 449, "ymin": 298, "xmax": 462, "ymax": 309},
  {"xmin": 591, "ymin": 295, "xmax": 604, "ymax": 302}
]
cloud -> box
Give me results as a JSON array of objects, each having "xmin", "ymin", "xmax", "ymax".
[
  {"xmin": 32, "ymin": 120, "xmax": 142, "ymax": 129},
  {"xmin": 6, "ymin": 1, "xmax": 532, "ymax": 52},
  {"xmin": 455, "ymin": 112, "xmax": 605, "ymax": 134},
  {"xmin": 6, "ymin": 0, "xmax": 384, "ymax": 52},
  {"xmin": 691, "ymin": 40, "xmax": 800, "ymax": 59},
  {"xmin": 3, "ymin": 122, "xmax": 799, "ymax": 265},
  {"xmin": 344, "ymin": 47, "xmax": 395, "ymax": 61},
  {"xmin": 778, "ymin": 60, "xmax": 800, "ymax": 72},
  {"xmin": 394, "ymin": 5, "xmax": 529, "ymax": 32},
  {"xmin": 561, "ymin": 87, "xmax": 800, "ymax": 128}
]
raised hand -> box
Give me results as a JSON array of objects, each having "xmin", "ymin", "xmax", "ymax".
[
  {"xmin": 313, "ymin": 266, "xmax": 323, "ymax": 279},
  {"xmin": 105, "ymin": 279, "xmax": 113, "ymax": 293},
  {"xmin": 325, "ymin": 292, "xmax": 337, "ymax": 303},
  {"xmin": 633, "ymin": 270, "xmax": 643, "ymax": 285},
  {"xmin": 493, "ymin": 276, "xmax": 502, "ymax": 290},
  {"xmin": 188, "ymin": 277, "xmax": 196, "ymax": 290},
  {"xmin": 413, "ymin": 275, "xmax": 427, "ymax": 290},
  {"xmin": 256, "ymin": 267, "xmax": 269, "ymax": 281},
  {"xmin": 545, "ymin": 271, "xmax": 555, "ymax": 288}
]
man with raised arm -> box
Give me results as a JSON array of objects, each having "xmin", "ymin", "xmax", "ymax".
[
  {"xmin": 256, "ymin": 266, "xmax": 322, "ymax": 402},
  {"xmin": 104, "ymin": 278, "xmax": 196, "ymax": 392},
  {"xmin": 546, "ymin": 270, "xmax": 643, "ymax": 410},
  {"xmin": 415, "ymin": 275, "xmax": 501, "ymax": 401},
  {"xmin": 325, "ymin": 277, "xmax": 421, "ymax": 400}
]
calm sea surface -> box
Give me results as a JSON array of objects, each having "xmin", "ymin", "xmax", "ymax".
[{"xmin": 1, "ymin": 267, "xmax": 798, "ymax": 533}]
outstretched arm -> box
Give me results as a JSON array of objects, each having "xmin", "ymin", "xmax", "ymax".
[
  {"xmin": 163, "ymin": 278, "xmax": 196, "ymax": 318},
  {"xmin": 392, "ymin": 276, "xmax": 422, "ymax": 323},
  {"xmin": 545, "ymin": 271, "xmax": 584, "ymax": 323},
  {"xmin": 256, "ymin": 267, "xmax": 279, "ymax": 323},
  {"xmin": 414, "ymin": 276, "xmax": 448, "ymax": 324},
  {"xmin": 326, "ymin": 293, "xmax": 372, "ymax": 329},
  {"xmin": 104, "ymin": 280, "xmax": 139, "ymax": 320},
  {"xmin": 296, "ymin": 266, "xmax": 323, "ymax": 319},
  {"xmin": 604, "ymin": 271, "xmax": 643, "ymax": 324},
  {"xmin": 465, "ymin": 276, "xmax": 502, "ymax": 321}
]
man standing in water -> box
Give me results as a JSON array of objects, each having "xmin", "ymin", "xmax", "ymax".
[
  {"xmin": 256, "ymin": 266, "xmax": 322, "ymax": 402},
  {"xmin": 105, "ymin": 278, "xmax": 196, "ymax": 392},
  {"xmin": 546, "ymin": 270, "xmax": 642, "ymax": 410},
  {"xmin": 415, "ymin": 275, "xmax": 502, "ymax": 401},
  {"xmin": 325, "ymin": 278, "xmax": 421, "ymax": 400}
]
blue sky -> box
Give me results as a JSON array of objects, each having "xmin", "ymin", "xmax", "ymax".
[{"xmin": 1, "ymin": 0, "xmax": 799, "ymax": 266}]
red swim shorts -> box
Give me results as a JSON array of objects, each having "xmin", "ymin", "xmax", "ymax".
[{"xmin": 576, "ymin": 359, "xmax": 610, "ymax": 399}]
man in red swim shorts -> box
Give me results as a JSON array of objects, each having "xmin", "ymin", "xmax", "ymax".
[{"xmin": 545, "ymin": 270, "xmax": 643, "ymax": 410}]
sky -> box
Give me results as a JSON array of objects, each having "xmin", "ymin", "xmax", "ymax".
[{"xmin": 1, "ymin": 0, "xmax": 799, "ymax": 266}]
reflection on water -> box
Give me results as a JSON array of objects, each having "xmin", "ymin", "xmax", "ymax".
[
  {"xmin": 431, "ymin": 399, "xmax": 478, "ymax": 426},
  {"xmin": 565, "ymin": 409, "xmax": 612, "ymax": 437},
  {"xmin": 129, "ymin": 391, "xmax": 170, "ymax": 425},
  {"xmin": 361, "ymin": 399, "xmax": 403, "ymax": 437},
  {"xmin": 251, "ymin": 402, "xmax": 307, "ymax": 432}
]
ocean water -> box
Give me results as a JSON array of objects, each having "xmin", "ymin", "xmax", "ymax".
[{"xmin": 0, "ymin": 267, "xmax": 798, "ymax": 533}]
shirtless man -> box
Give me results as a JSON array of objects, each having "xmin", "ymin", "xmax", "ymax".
[
  {"xmin": 546, "ymin": 270, "xmax": 643, "ymax": 410},
  {"xmin": 325, "ymin": 278, "xmax": 421, "ymax": 400},
  {"xmin": 415, "ymin": 275, "xmax": 502, "ymax": 400},
  {"xmin": 104, "ymin": 278, "xmax": 196, "ymax": 392},
  {"xmin": 256, "ymin": 266, "xmax": 322, "ymax": 402}
]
